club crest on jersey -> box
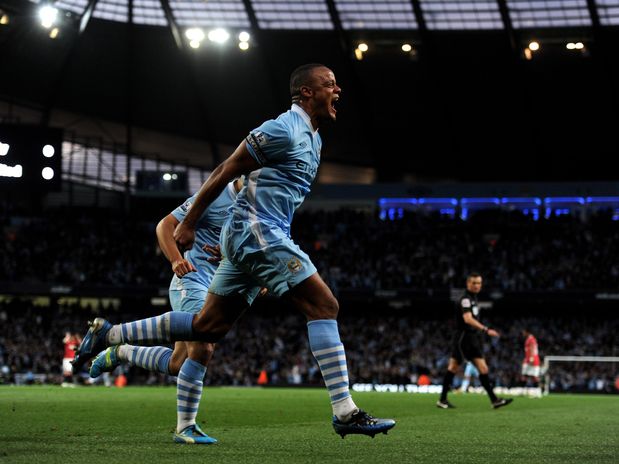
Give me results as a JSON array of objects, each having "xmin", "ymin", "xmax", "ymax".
[
  {"xmin": 287, "ymin": 257, "xmax": 303, "ymax": 273},
  {"xmin": 461, "ymin": 298, "xmax": 471, "ymax": 308}
]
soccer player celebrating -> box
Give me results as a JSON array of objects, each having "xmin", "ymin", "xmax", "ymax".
[
  {"xmin": 74, "ymin": 64, "xmax": 395, "ymax": 439},
  {"xmin": 88, "ymin": 179, "xmax": 243, "ymax": 444},
  {"xmin": 521, "ymin": 328, "xmax": 541, "ymax": 397},
  {"xmin": 436, "ymin": 272, "xmax": 513, "ymax": 409}
]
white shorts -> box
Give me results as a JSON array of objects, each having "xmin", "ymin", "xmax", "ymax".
[
  {"xmin": 63, "ymin": 358, "xmax": 74, "ymax": 374},
  {"xmin": 521, "ymin": 364, "xmax": 541, "ymax": 377}
]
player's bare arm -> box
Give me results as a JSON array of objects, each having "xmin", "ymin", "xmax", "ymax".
[
  {"xmin": 156, "ymin": 213, "xmax": 196, "ymax": 277},
  {"xmin": 462, "ymin": 312, "xmax": 499, "ymax": 337},
  {"xmin": 174, "ymin": 142, "xmax": 260, "ymax": 250}
]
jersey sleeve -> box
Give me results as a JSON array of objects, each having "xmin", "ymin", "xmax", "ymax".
[
  {"xmin": 460, "ymin": 297, "xmax": 473, "ymax": 314},
  {"xmin": 171, "ymin": 194, "xmax": 197, "ymax": 222},
  {"xmin": 245, "ymin": 118, "xmax": 291, "ymax": 166}
]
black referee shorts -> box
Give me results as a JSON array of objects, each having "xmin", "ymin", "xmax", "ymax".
[{"xmin": 451, "ymin": 332, "xmax": 483, "ymax": 364}]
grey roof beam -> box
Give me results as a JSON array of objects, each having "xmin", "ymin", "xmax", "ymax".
[
  {"xmin": 158, "ymin": 0, "xmax": 183, "ymax": 50},
  {"xmin": 79, "ymin": 0, "xmax": 99, "ymax": 34},
  {"xmin": 496, "ymin": 0, "xmax": 518, "ymax": 56}
]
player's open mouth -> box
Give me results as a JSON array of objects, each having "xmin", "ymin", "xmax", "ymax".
[{"xmin": 330, "ymin": 98, "xmax": 338, "ymax": 113}]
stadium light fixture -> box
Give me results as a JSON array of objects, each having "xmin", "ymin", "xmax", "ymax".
[
  {"xmin": 528, "ymin": 41, "xmax": 540, "ymax": 51},
  {"xmin": 185, "ymin": 28, "xmax": 204, "ymax": 42},
  {"xmin": 239, "ymin": 41, "xmax": 249, "ymax": 51},
  {"xmin": 238, "ymin": 31, "xmax": 250, "ymax": 42},
  {"xmin": 401, "ymin": 43, "xmax": 412, "ymax": 53},
  {"xmin": 0, "ymin": 13, "xmax": 8, "ymax": 25},
  {"xmin": 185, "ymin": 27, "xmax": 205, "ymax": 50},
  {"xmin": 49, "ymin": 27, "xmax": 59, "ymax": 39},
  {"xmin": 354, "ymin": 48, "xmax": 363, "ymax": 61},
  {"xmin": 39, "ymin": 5, "xmax": 58, "ymax": 29},
  {"xmin": 208, "ymin": 28, "xmax": 230, "ymax": 44},
  {"xmin": 42, "ymin": 145, "xmax": 55, "ymax": 157},
  {"xmin": 162, "ymin": 173, "xmax": 172, "ymax": 181},
  {"xmin": 41, "ymin": 167, "xmax": 55, "ymax": 180},
  {"xmin": 566, "ymin": 42, "xmax": 576, "ymax": 50},
  {"xmin": 524, "ymin": 48, "xmax": 532, "ymax": 60},
  {"xmin": 358, "ymin": 43, "xmax": 368, "ymax": 52},
  {"xmin": 574, "ymin": 42, "xmax": 584, "ymax": 50}
]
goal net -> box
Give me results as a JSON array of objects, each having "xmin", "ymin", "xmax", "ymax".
[{"xmin": 543, "ymin": 356, "xmax": 619, "ymax": 395}]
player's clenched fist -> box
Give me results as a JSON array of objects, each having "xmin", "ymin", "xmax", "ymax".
[{"xmin": 172, "ymin": 258, "xmax": 196, "ymax": 277}]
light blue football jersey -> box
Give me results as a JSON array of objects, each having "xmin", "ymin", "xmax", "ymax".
[
  {"xmin": 233, "ymin": 104, "xmax": 321, "ymax": 243},
  {"xmin": 169, "ymin": 181, "xmax": 237, "ymax": 290}
]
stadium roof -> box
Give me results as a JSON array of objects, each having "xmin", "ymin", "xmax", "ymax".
[
  {"xmin": 24, "ymin": 0, "xmax": 619, "ymax": 29},
  {"xmin": 1, "ymin": 0, "xmax": 618, "ymax": 182}
]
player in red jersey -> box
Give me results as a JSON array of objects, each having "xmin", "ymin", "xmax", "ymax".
[
  {"xmin": 521, "ymin": 329, "xmax": 541, "ymax": 397},
  {"xmin": 62, "ymin": 332, "xmax": 82, "ymax": 386}
]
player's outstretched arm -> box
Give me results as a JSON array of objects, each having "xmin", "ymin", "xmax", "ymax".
[
  {"xmin": 157, "ymin": 213, "xmax": 196, "ymax": 277},
  {"xmin": 174, "ymin": 141, "xmax": 260, "ymax": 250}
]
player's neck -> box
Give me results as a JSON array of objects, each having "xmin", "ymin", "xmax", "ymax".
[{"xmin": 294, "ymin": 101, "xmax": 320, "ymax": 131}]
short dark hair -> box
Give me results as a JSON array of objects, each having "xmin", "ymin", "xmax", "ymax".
[
  {"xmin": 290, "ymin": 63, "xmax": 327, "ymax": 103},
  {"xmin": 467, "ymin": 272, "xmax": 482, "ymax": 280}
]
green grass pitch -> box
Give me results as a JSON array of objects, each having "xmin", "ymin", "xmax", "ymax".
[{"xmin": 1, "ymin": 386, "xmax": 617, "ymax": 464}]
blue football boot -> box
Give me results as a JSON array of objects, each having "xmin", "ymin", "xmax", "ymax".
[
  {"xmin": 89, "ymin": 346, "xmax": 120, "ymax": 378},
  {"xmin": 332, "ymin": 409, "xmax": 396, "ymax": 439},
  {"xmin": 173, "ymin": 424, "xmax": 218, "ymax": 445},
  {"xmin": 72, "ymin": 318, "xmax": 112, "ymax": 373}
]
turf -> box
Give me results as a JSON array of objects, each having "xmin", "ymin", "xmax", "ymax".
[{"xmin": 0, "ymin": 386, "xmax": 617, "ymax": 464}]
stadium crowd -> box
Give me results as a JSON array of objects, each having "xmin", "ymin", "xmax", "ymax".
[
  {"xmin": 1, "ymin": 209, "xmax": 618, "ymax": 291},
  {"xmin": 1, "ymin": 207, "xmax": 617, "ymax": 392},
  {"xmin": 1, "ymin": 299, "xmax": 616, "ymax": 393}
]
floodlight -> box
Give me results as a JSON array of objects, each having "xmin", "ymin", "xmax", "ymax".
[
  {"xmin": 401, "ymin": 44, "xmax": 412, "ymax": 52},
  {"xmin": 528, "ymin": 41, "xmax": 539, "ymax": 51},
  {"xmin": 39, "ymin": 5, "xmax": 58, "ymax": 29},
  {"xmin": 358, "ymin": 43, "xmax": 368, "ymax": 52},
  {"xmin": 42, "ymin": 145, "xmax": 55, "ymax": 157},
  {"xmin": 42, "ymin": 167, "xmax": 54, "ymax": 180},
  {"xmin": 162, "ymin": 173, "xmax": 172, "ymax": 181},
  {"xmin": 208, "ymin": 28, "xmax": 230, "ymax": 44},
  {"xmin": 239, "ymin": 41, "xmax": 249, "ymax": 51},
  {"xmin": 185, "ymin": 28, "xmax": 204, "ymax": 42},
  {"xmin": 239, "ymin": 31, "xmax": 250, "ymax": 42}
]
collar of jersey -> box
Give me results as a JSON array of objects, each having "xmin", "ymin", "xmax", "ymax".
[{"xmin": 291, "ymin": 104, "xmax": 318, "ymax": 136}]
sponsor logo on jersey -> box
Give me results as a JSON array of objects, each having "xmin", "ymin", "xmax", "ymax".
[{"xmin": 287, "ymin": 257, "xmax": 303, "ymax": 273}]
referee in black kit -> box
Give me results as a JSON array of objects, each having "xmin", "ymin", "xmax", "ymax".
[{"xmin": 437, "ymin": 272, "xmax": 513, "ymax": 409}]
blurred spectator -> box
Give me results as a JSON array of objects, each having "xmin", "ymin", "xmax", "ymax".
[{"xmin": 0, "ymin": 299, "xmax": 616, "ymax": 393}]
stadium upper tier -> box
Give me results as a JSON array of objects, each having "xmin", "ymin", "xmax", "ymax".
[
  {"xmin": 1, "ymin": 208, "xmax": 618, "ymax": 292},
  {"xmin": 24, "ymin": 0, "xmax": 619, "ymax": 29}
]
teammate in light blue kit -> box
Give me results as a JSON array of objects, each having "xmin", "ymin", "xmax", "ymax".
[
  {"xmin": 75, "ymin": 64, "xmax": 395, "ymax": 439},
  {"xmin": 460, "ymin": 362, "xmax": 479, "ymax": 393},
  {"xmin": 89, "ymin": 180, "xmax": 242, "ymax": 445}
]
